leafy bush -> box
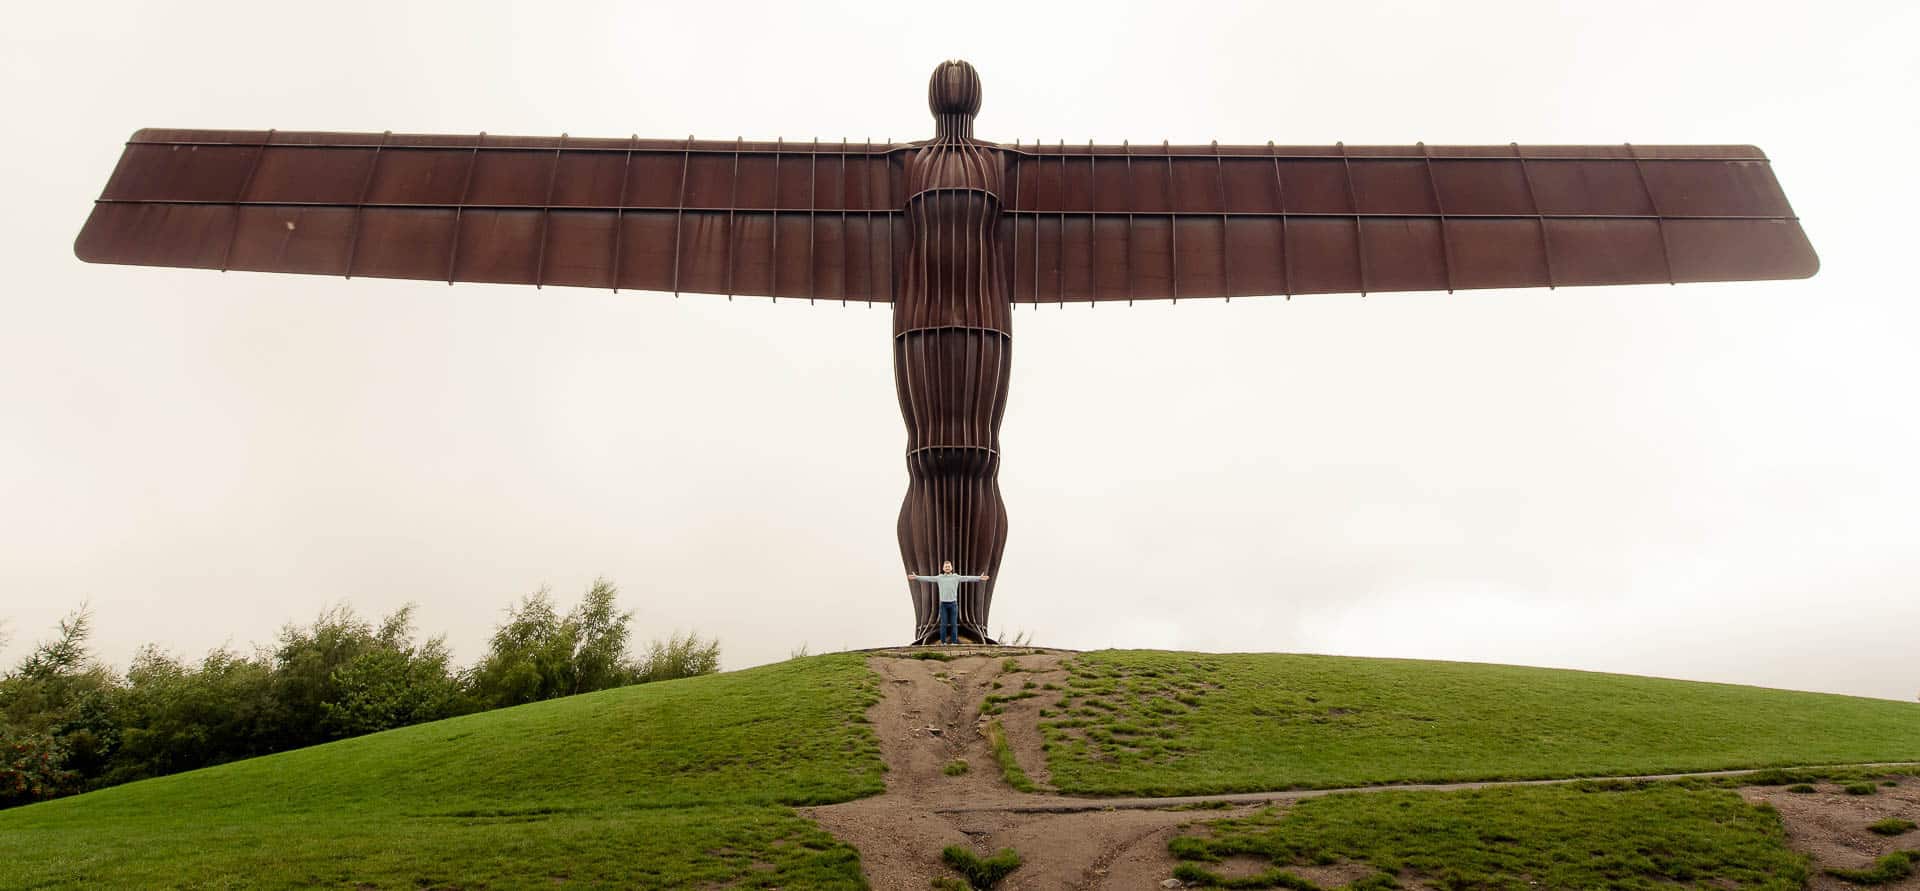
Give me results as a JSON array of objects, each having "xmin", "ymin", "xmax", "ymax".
[
  {"xmin": 1843, "ymin": 782, "xmax": 1877, "ymax": 795},
  {"xmin": 0, "ymin": 729, "xmax": 78, "ymax": 807},
  {"xmin": 464, "ymin": 580, "xmax": 714, "ymax": 706},
  {"xmin": 1868, "ymin": 818, "xmax": 1916, "ymax": 836},
  {"xmin": 106, "ymin": 646, "xmax": 277, "ymax": 783},
  {"xmin": 0, "ymin": 608, "xmax": 118, "ymax": 787},
  {"xmin": 464, "ymin": 583, "xmax": 630, "ymax": 708},
  {"xmin": 265, "ymin": 603, "xmax": 470, "ymax": 749},
  {"xmin": 635, "ymin": 631, "xmax": 722, "ymax": 683}
]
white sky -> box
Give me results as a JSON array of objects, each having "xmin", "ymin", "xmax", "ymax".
[{"xmin": 3, "ymin": 1, "xmax": 1916, "ymax": 700}]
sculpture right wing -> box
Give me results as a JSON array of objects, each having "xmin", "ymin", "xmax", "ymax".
[
  {"xmin": 1002, "ymin": 142, "xmax": 1817, "ymax": 302},
  {"xmin": 76, "ymin": 129, "xmax": 907, "ymax": 302}
]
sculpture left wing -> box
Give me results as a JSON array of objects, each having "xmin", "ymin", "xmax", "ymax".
[
  {"xmin": 1002, "ymin": 142, "xmax": 1816, "ymax": 302},
  {"xmin": 76, "ymin": 129, "xmax": 906, "ymax": 302}
]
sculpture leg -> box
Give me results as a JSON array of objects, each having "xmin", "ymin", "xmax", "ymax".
[
  {"xmin": 899, "ymin": 449, "xmax": 1008, "ymax": 644},
  {"xmin": 895, "ymin": 329, "xmax": 1010, "ymax": 645}
]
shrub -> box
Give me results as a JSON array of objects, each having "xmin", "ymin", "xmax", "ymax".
[
  {"xmin": 1787, "ymin": 784, "xmax": 1817, "ymax": 793},
  {"xmin": 1843, "ymin": 782, "xmax": 1877, "ymax": 795},
  {"xmin": 465, "ymin": 582, "xmax": 634, "ymax": 707},
  {"xmin": 944, "ymin": 759, "xmax": 969, "ymax": 776},
  {"xmin": 940, "ymin": 845, "xmax": 1021, "ymax": 889},
  {"xmin": 1868, "ymin": 818, "xmax": 1916, "ymax": 836},
  {"xmin": 107, "ymin": 646, "xmax": 278, "ymax": 783},
  {"xmin": 0, "ymin": 730, "xmax": 78, "ymax": 807},
  {"xmin": 635, "ymin": 632, "xmax": 721, "ymax": 683},
  {"xmin": 269, "ymin": 603, "xmax": 465, "ymax": 747}
]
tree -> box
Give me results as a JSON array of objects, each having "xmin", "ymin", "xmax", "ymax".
[
  {"xmin": 0, "ymin": 607, "xmax": 118, "ymax": 800},
  {"xmin": 464, "ymin": 588, "xmax": 570, "ymax": 708},
  {"xmin": 466, "ymin": 579, "xmax": 657, "ymax": 708},
  {"xmin": 264, "ymin": 603, "xmax": 465, "ymax": 749},
  {"xmin": 567, "ymin": 580, "xmax": 640, "ymax": 695},
  {"xmin": 321, "ymin": 609, "xmax": 467, "ymax": 737},
  {"xmin": 0, "ymin": 730, "xmax": 77, "ymax": 808},
  {"xmin": 106, "ymin": 645, "xmax": 277, "ymax": 784}
]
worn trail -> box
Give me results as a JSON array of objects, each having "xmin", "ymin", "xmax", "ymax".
[{"xmin": 801, "ymin": 647, "xmax": 1236, "ymax": 890}]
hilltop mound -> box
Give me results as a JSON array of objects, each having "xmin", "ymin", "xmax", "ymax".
[{"xmin": 4, "ymin": 648, "xmax": 1917, "ymax": 889}]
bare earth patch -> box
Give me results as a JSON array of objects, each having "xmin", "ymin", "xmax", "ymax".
[
  {"xmin": 1742, "ymin": 776, "xmax": 1920, "ymax": 890},
  {"xmin": 801, "ymin": 648, "xmax": 1254, "ymax": 889}
]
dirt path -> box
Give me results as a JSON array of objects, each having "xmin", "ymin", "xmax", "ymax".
[
  {"xmin": 801, "ymin": 648, "xmax": 1920, "ymax": 889},
  {"xmin": 801, "ymin": 647, "xmax": 1242, "ymax": 889}
]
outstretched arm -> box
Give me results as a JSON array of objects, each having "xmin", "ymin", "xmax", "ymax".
[
  {"xmin": 961, "ymin": 574, "xmax": 989, "ymax": 582},
  {"xmin": 907, "ymin": 574, "xmax": 936, "ymax": 582}
]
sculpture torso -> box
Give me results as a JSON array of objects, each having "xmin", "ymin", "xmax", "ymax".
[{"xmin": 895, "ymin": 60, "xmax": 1011, "ymax": 643}]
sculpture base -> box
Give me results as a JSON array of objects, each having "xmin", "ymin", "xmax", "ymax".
[{"xmin": 909, "ymin": 628, "xmax": 997, "ymax": 647}]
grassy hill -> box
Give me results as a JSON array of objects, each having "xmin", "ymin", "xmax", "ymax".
[
  {"xmin": 3, "ymin": 648, "xmax": 1918, "ymax": 889},
  {"xmin": 0, "ymin": 654, "xmax": 883, "ymax": 890},
  {"xmin": 1041, "ymin": 650, "xmax": 1920, "ymax": 795}
]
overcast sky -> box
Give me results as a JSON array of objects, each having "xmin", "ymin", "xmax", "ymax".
[{"xmin": 4, "ymin": 1, "xmax": 1916, "ymax": 701}]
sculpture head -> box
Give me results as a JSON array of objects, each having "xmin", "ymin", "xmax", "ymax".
[
  {"xmin": 928, "ymin": 60, "xmax": 981, "ymax": 139},
  {"xmin": 942, "ymin": 560, "xmax": 955, "ymax": 573}
]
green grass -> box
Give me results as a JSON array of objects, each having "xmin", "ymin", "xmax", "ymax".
[
  {"xmin": 1041, "ymin": 650, "xmax": 1920, "ymax": 796},
  {"xmin": 1844, "ymin": 781, "xmax": 1879, "ymax": 795},
  {"xmin": 940, "ymin": 845, "xmax": 1022, "ymax": 889},
  {"xmin": 979, "ymin": 689, "xmax": 1036, "ymax": 715},
  {"xmin": 1827, "ymin": 850, "xmax": 1918, "ymax": 885},
  {"xmin": 1789, "ymin": 783, "xmax": 1819, "ymax": 793},
  {"xmin": 984, "ymin": 719, "xmax": 1037, "ymax": 793},
  {"xmin": 1169, "ymin": 781, "xmax": 1807, "ymax": 889},
  {"xmin": 944, "ymin": 759, "xmax": 971, "ymax": 776},
  {"xmin": 1869, "ymin": 818, "xmax": 1917, "ymax": 836},
  {"xmin": 0, "ymin": 653, "xmax": 884, "ymax": 889}
]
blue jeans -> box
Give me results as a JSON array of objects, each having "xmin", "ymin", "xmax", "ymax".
[{"xmin": 938, "ymin": 601, "xmax": 959, "ymax": 644}]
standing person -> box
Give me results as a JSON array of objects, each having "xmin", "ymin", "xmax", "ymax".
[{"xmin": 908, "ymin": 561, "xmax": 990, "ymax": 645}]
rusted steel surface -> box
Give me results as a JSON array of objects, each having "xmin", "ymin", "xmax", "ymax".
[
  {"xmin": 1001, "ymin": 142, "xmax": 1813, "ymax": 300},
  {"xmin": 74, "ymin": 60, "xmax": 1820, "ymax": 643},
  {"xmin": 896, "ymin": 60, "xmax": 1008, "ymax": 644},
  {"xmin": 77, "ymin": 131, "xmax": 907, "ymax": 301}
]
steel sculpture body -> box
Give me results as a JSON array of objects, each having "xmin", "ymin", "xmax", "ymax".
[{"xmin": 74, "ymin": 60, "xmax": 1818, "ymax": 644}]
